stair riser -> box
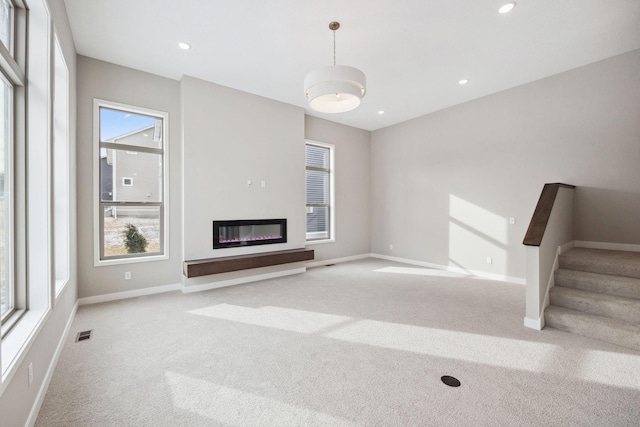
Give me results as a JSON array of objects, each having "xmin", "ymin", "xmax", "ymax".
[
  {"xmin": 559, "ymin": 257, "xmax": 640, "ymax": 280},
  {"xmin": 554, "ymin": 270, "xmax": 640, "ymax": 300},
  {"xmin": 550, "ymin": 291, "xmax": 640, "ymax": 324}
]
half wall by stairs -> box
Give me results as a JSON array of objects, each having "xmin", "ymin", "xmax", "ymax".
[{"xmin": 545, "ymin": 247, "xmax": 640, "ymax": 351}]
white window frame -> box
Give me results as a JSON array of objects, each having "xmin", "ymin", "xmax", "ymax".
[
  {"xmin": 51, "ymin": 30, "xmax": 70, "ymax": 301},
  {"xmin": 93, "ymin": 99, "xmax": 169, "ymax": 266},
  {"xmin": 305, "ymin": 140, "xmax": 335, "ymax": 244},
  {"xmin": 2, "ymin": 0, "xmax": 56, "ymax": 395},
  {"xmin": 0, "ymin": 0, "xmax": 26, "ymax": 338}
]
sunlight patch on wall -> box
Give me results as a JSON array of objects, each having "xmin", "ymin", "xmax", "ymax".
[
  {"xmin": 449, "ymin": 222, "xmax": 507, "ymax": 267},
  {"xmin": 449, "ymin": 195, "xmax": 507, "ymax": 244},
  {"xmin": 164, "ymin": 371, "xmax": 356, "ymax": 425},
  {"xmin": 449, "ymin": 195, "xmax": 508, "ymax": 273},
  {"xmin": 187, "ymin": 303, "xmax": 350, "ymax": 334}
]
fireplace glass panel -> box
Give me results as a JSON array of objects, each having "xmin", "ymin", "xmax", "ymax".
[{"xmin": 213, "ymin": 219, "xmax": 287, "ymax": 249}]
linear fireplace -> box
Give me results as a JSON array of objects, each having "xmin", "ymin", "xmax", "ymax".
[{"xmin": 213, "ymin": 219, "xmax": 287, "ymax": 249}]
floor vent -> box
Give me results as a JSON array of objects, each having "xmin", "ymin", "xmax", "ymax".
[
  {"xmin": 441, "ymin": 375, "xmax": 461, "ymax": 387},
  {"xmin": 76, "ymin": 330, "xmax": 93, "ymax": 342}
]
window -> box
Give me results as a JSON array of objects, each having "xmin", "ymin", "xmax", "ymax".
[
  {"xmin": 95, "ymin": 100, "xmax": 168, "ymax": 263},
  {"xmin": 0, "ymin": 0, "xmax": 12, "ymax": 55},
  {"xmin": 2, "ymin": 0, "xmax": 61, "ymax": 387},
  {"xmin": 53, "ymin": 33, "xmax": 70, "ymax": 297},
  {"xmin": 1, "ymin": 0, "xmax": 25, "ymax": 334},
  {"xmin": 0, "ymin": 71, "xmax": 12, "ymax": 322},
  {"xmin": 305, "ymin": 141, "xmax": 334, "ymax": 242}
]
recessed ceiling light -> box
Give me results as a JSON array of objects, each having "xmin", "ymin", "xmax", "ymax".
[
  {"xmin": 378, "ymin": 110, "xmax": 385, "ymax": 115},
  {"xmin": 458, "ymin": 79, "xmax": 469, "ymax": 85},
  {"xmin": 498, "ymin": 2, "xmax": 516, "ymax": 14},
  {"xmin": 178, "ymin": 42, "xmax": 191, "ymax": 50}
]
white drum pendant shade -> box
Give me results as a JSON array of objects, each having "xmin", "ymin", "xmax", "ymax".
[
  {"xmin": 305, "ymin": 21, "xmax": 366, "ymax": 114},
  {"xmin": 304, "ymin": 65, "xmax": 366, "ymax": 113}
]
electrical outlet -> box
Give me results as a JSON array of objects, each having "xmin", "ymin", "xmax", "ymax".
[
  {"xmin": 28, "ymin": 363, "xmax": 33, "ymax": 387},
  {"xmin": 509, "ymin": 217, "xmax": 516, "ymax": 225},
  {"xmin": 125, "ymin": 272, "xmax": 131, "ymax": 280},
  {"xmin": 247, "ymin": 180, "xmax": 252, "ymax": 186},
  {"xmin": 390, "ymin": 244, "xmax": 394, "ymax": 250},
  {"xmin": 486, "ymin": 257, "xmax": 493, "ymax": 265}
]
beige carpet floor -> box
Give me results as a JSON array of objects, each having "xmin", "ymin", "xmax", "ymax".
[{"xmin": 35, "ymin": 258, "xmax": 640, "ymax": 426}]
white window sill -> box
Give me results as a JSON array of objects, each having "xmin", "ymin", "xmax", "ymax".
[
  {"xmin": 94, "ymin": 253, "xmax": 169, "ymax": 267},
  {"xmin": 1, "ymin": 308, "xmax": 49, "ymax": 396},
  {"xmin": 306, "ymin": 239, "xmax": 335, "ymax": 246}
]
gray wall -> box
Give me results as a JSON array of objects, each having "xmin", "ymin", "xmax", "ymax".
[
  {"xmin": 0, "ymin": 0, "xmax": 78, "ymax": 425},
  {"xmin": 181, "ymin": 76, "xmax": 306, "ymax": 288},
  {"xmin": 371, "ymin": 49, "xmax": 640, "ymax": 281},
  {"xmin": 304, "ymin": 116, "xmax": 371, "ymax": 262},
  {"xmin": 76, "ymin": 56, "xmax": 182, "ymax": 297}
]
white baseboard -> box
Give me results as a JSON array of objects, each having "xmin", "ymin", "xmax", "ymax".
[
  {"xmin": 370, "ymin": 253, "xmax": 526, "ymax": 285},
  {"xmin": 574, "ymin": 241, "xmax": 640, "ymax": 252},
  {"xmin": 306, "ymin": 253, "xmax": 370, "ymax": 268},
  {"xmin": 559, "ymin": 241, "xmax": 575, "ymax": 254},
  {"xmin": 466, "ymin": 269, "xmax": 525, "ymax": 285},
  {"xmin": 27, "ymin": 300, "xmax": 79, "ymax": 427},
  {"xmin": 78, "ymin": 283, "xmax": 181, "ymax": 306},
  {"xmin": 371, "ymin": 253, "xmax": 443, "ymax": 270},
  {"xmin": 524, "ymin": 316, "xmax": 544, "ymax": 330},
  {"xmin": 181, "ymin": 267, "xmax": 306, "ymax": 294}
]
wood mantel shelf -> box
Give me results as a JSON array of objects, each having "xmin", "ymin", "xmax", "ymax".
[{"xmin": 183, "ymin": 248, "xmax": 314, "ymax": 278}]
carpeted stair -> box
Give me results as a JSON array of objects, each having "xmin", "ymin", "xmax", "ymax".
[{"xmin": 545, "ymin": 247, "xmax": 640, "ymax": 351}]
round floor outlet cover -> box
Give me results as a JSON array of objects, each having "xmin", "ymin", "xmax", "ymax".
[{"xmin": 441, "ymin": 375, "xmax": 461, "ymax": 387}]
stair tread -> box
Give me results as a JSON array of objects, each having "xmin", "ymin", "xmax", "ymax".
[
  {"xmin": 549, "ymin": 286, "xmax": 640, "ymax": 324},
  {"xmin": 545, "ymin": 306, "xmax": 640, "ymax": 351},
  {"xmin": 559, "ymin": 248, "xmax": 640, "ymax": 279},
  {"xmin": 546, "ymin": 305, "xmax": 640, "ymax": 333},
  {"xmin": 554, "ymin": 269, "xmax": 640, "ymax": 300}
]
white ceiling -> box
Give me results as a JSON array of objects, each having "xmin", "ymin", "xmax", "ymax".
[{"xmin": 63, "ymin": 0, "xmax": 640, "ymax": 131}]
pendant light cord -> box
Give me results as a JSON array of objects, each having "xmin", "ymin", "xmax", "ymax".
[{"xmin": 333, "ymin": 29, "xmax": 336, "ymax": 66}]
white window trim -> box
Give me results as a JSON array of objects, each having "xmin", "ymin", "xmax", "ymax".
[
  {"xmin": 52, "ymin": 30, "xmax": 70, "ymax": 302},
  {"xmin": 305, "ymin": 140, "xmax": 335, "ymax": 244},
  {"xmin": 0, "ymin": 0, "xmax": 25, "ymax": 336},
  {"xmin": 2, "ymin": 0, "xmax": 54, "ymax": 396},
  {"xmin": 93, "ymin": 99, "xmax": 169, "ymax": 267}
]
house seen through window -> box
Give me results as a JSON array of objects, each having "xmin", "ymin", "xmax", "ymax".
[{"xmin": 96, "ymin": 101, "xmax": 168, "ymax": 262}]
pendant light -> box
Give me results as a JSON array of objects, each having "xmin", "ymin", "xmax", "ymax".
[{"xmin": 304, "ymin": 22, "xmax": 366, "ymax": 114}]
